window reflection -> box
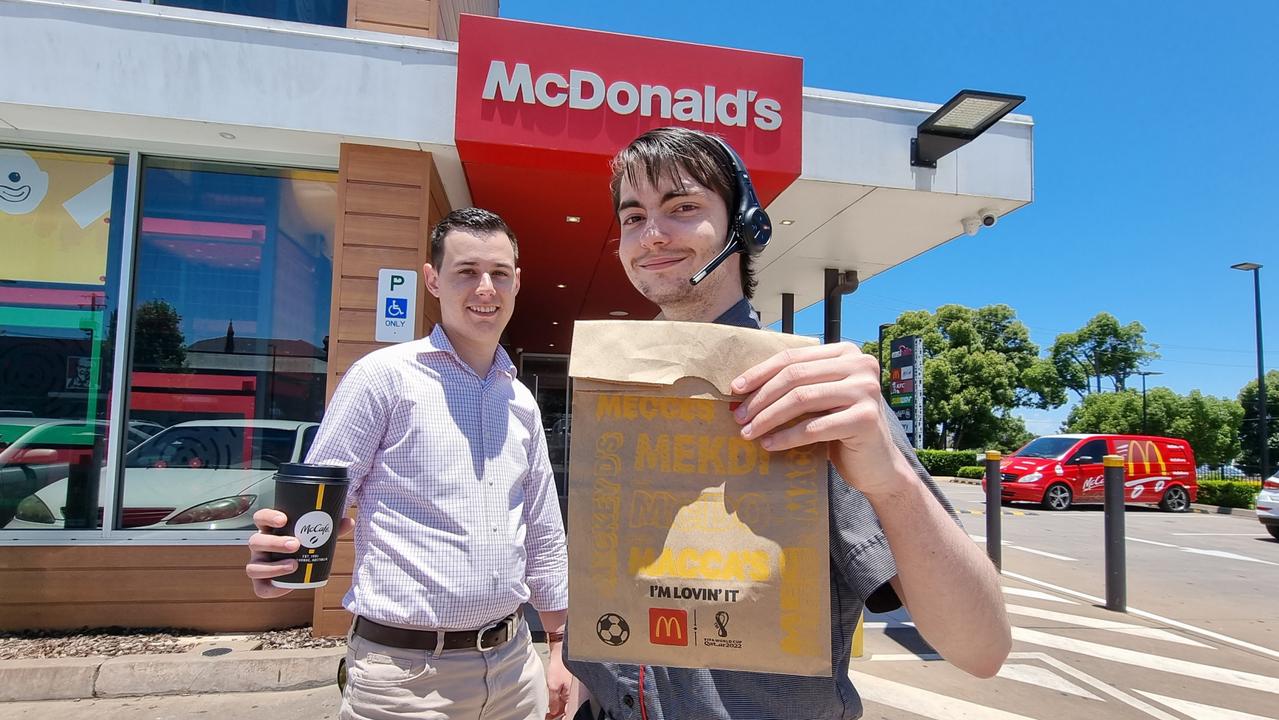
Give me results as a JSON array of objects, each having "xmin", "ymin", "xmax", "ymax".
[
  {"xmin": 0, "ymin": 148, "xmax": 128, "ymax": 531},
  {"xmin": 155, "ymin": 1, "xmax": 349, "ymax": 27},
  {"xmin": 118, "ymin": 159, "xmax": 336, "ymax": 530}
]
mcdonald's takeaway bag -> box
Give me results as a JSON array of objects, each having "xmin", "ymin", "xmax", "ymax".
[{"xmin": 566, "ymin": 320, "xmax": 832, "ymax": 676}]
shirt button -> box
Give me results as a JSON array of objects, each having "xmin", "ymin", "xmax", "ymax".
[{"xmin": 623, "ymin": 694, "xmax": 634, "ymax": 708}]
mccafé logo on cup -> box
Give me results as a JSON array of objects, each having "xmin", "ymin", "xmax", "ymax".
[{"xmin": 294, "ymin": 511, "xmax": 334, "ymax": 548}]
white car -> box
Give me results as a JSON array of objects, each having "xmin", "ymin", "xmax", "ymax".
[
  {"xmin": 0, "ymin": 419, "xmax": 159, "ymax": 527},
  {"xmin": 1257, "ymin": 472, "xmax": 1279, "ymax": 541},
  {"xmin": 5, "ymin": 419, "xmax": 318, "ymax": 531}
]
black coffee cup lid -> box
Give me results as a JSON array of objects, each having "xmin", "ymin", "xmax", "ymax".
[{"xmin": 278, "ymin": 463, "xmax": 348, "ymax": 480}]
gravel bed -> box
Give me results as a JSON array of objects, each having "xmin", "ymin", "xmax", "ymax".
[{"xmin": 0, "ymin": 626, "xmax": 345, "ymax": 660}]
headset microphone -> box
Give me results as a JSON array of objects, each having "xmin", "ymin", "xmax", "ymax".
[{"xmin": 689, "ymin": 136, "xmax": 772, "ymax": 286}]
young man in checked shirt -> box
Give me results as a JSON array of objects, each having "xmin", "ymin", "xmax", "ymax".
[
  {"xmin": 564, "ymin": 127, "xmax": 1012, "ymax": 720},
  {"xmin": 246, "ymin": 208, "xmax": 572, "ymax": 720}
]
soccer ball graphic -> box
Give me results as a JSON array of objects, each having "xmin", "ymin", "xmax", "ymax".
[{"xmin": 596, "ymin": 613, "xmax": 630, "ymax": 646}]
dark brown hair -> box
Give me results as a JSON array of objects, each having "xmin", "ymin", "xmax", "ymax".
[
  {"xmin": 429, "ymin": 207, "xmax": 518, "ymax": 268},
  {"xmin": 609, "ymin": 127, "xmax": 756, "ymax": 299}
]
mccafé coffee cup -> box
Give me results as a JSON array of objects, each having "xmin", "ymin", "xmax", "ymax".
[{"xmin": 268, "ymin": 463, "xmax": 349, "ymax": 589}]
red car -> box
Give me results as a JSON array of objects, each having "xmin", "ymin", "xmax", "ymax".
[{"xmin": 983, "ymin": 434, "xmax": 1197, "ymax": 512}]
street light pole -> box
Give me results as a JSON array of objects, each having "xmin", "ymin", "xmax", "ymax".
[
  {"xmin": 1232, "ymin": 263, "xmax": 1269, "ymax": 479},
  {"xmin": 1136, "ymin": 370, "xmax": 1162, "ymax": 435}
]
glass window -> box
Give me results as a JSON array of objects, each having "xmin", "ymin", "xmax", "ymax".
[
  {"xmin": 1069, "ymin": 439, "xmax": 1108, "ymax": 465},
  {"xmin": 1012, "ymin": 436, "xmax": 1078, "ymax": 459},
  {"xmin": 155, "ymin": 1, "xmax": 349, "ymax": 28},
  {"xmin": 0, "ymin": 147, "xmax": 129, "ymax": 531},
  {"xmin": 117, "ymin": 158, "xmax": 336, "ymax": 531},
  {"xmin": 520, "ymin": 354, "xmax": 569, "ymax": 519}
]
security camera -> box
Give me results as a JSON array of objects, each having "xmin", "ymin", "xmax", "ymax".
[{"xmin": 961, "ymin": 209, "xmax": 1000, "ymax": 236}]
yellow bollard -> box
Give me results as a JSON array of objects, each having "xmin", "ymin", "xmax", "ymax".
[{"xmin": 852, "ymin": 611, "xmax": 865, "ymax": 659}]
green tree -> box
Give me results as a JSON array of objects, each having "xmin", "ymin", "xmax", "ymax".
[
  {"xmin": 992, "ymin": 413, "xmax": 1035, "ymax": 453},
  {"xmin": 1049, "ymin": 313, "xmax": 1158, "ymax": 399},
  {"xmin": 865, "ymin": 304, "xmax": 1064, "ymax": 450},
  {"xmin": 132, "ymin": 299, "xmax": 187, "ymax": 371},
  {"xmin": 1064, "ymin": 388, "xmax": 1178, "ymax": 435},
  {"xmin": 1170, "ymin": 391, "xmax": 1243, "ymax": 467},
  {"xmin": 1237, "ymin": 369, "xmax": 1279, "ymax": 476},
  {"xmin": 1065, "ymin": 387, "xmax": 1243, "ymax": 467}
]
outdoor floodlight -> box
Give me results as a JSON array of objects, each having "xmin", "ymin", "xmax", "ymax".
[{"xmin": 911, "ymin": 90, "xmax": 1026, "ymax": 168}]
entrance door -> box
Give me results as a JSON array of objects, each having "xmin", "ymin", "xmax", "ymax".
[
  {"xmin": 519, "ymin": 353, "xmax": 570, "ymax": 520},
  {"xmin": 1066, "ymin": 438, "xmax": 1110, "ymax": 503}
]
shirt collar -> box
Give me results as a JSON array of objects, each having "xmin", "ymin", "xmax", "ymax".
[
  {"xmin": 713, "ymin": 298, "xmax": 762, "ymax": 329},
  {"xmin": 420, "ymin": 324, "xmax": 517, "ymax": 380}
]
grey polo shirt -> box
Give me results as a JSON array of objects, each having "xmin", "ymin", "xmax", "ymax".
[{"xmin": 563, "ymin": 298, "xmax": 958, "ymax": 720}]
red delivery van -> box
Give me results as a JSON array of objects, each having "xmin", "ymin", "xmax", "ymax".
[{"xmin": 982, "ymin": 434, "xmax": 1197, "ymax": 512}]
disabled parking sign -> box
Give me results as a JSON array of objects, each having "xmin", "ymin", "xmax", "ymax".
[{"xmin": 376, "ymin": 269, "xmax": 417, "ymax": 343}]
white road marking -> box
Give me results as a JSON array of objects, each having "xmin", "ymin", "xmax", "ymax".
[
  {"xmin": 1127, "ymin": 536, "xmax": 1278, "ymax": 566},
  {"xmin": 862, "ymin": 621, "xmax": 916, "ymax": 630},
  {"xmin": 1004, "ymin": 604, "xmax": 1211, "ymax": 648},
  {"xmin": 1134, "ymin": 690, "xmax": 1275, "ymax": 720},
  {"xmin": 1025, "ymin": 653, "xmax": 1182, "ymax": 720},
  {"xmin": 853, "ymin": 671, "xmax": 1041, "ymax": 719},
  {"xmin": 1012, "ymin": 627, "xmax": 1279, "ymax": 694},
  {"xmin": 1005, "ymin": 544, "xmax": 1078, "ymax": 561},
  {"xmin": 867, "ymin": 652, "xmax": 942, "ymax": 661},
  {"xmin": 1003, "ymin": 570, "xmax": 1279, "ymax": 661},
  {"xmin": 1002, "ymin": 587, "xmax": 1076, "ymax": 604},
  {"xmin": 967, "ymin": 533, "xmax": 1078, "ymax": 561},
  {"xmin": 1127, "ymin": 536, "xmax": 1178, "ymax": 548},
  {"xmin": 864, "ymin": 654, "xmax": 1181, "ymax": 720},
  {"xmin": 1178, "ymin": 547, "xmax": 1278, "ymax": 566},
  {"xmin": 996, "ymin": 663, "xmax": 1101, "ymax": 701},
  {"xmin": 1172, "ymin": 533, "xmax": 1266, "ymax": 536}
]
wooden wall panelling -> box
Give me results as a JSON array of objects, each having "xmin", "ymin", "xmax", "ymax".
[
  {"xmin": 315, "ymin": 144, "xmax": 449, "ymax": 636},
  {"xmin": 348, "ymin": 0, "xmax": 435, "ymax": 38},
  {"xmin": 0, "ymin": 546, "xmax": 312, "ymax": 632}
]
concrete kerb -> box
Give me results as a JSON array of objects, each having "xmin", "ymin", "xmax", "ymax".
[
  {"xmin": 0, "ymin": 646, "xmax": 345, "ymax": 702},
  {"xmin": 945, "ymin": 476, "xmax": 1256, "ymax": 516},
  {"xmin": 1190, "ymin": 502, "xmax": 1255, "ymax": 517}
]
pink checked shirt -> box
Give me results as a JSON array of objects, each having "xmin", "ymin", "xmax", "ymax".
[{"xmin": 305, "ymin": 325, "xmax": 567, "ymax": 630}]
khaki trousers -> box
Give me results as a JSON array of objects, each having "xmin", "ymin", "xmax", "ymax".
[{"xmin": 340, "ymin": 621, "xmax": 548, "ymax": 720}]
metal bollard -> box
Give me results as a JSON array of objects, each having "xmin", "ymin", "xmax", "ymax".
[
  {"xmin": 1103, "ymin": 454, "xmax": 1126, "ymax": 612},
  {"xmin": 984, "ymin": 451, "xmax": 1002, "ymax": 569}
]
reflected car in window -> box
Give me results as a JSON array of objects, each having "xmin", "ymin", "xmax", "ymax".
[
  {"xmin": 4, "ymin": 419, "xmax": 318, "ymax": 531},
  {"xmin": 0, "ymin": 419, "xmax": 157, "ymax": 527}
]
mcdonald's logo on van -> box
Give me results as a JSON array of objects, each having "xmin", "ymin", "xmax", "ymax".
[
  {"xmin": 1126, "ymin": 440, "xmax": 1167, "ymax": 475},
  {"xmin": 649, "ymin": 608, "xmax": 688, "ymax": 646}
]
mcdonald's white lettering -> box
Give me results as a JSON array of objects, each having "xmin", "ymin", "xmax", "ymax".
[{"xmin": 479, "ymin": 60, "xmax": 784, "ymax": 130}]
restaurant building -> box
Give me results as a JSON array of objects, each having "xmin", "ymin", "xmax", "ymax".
[{"xmin": 0, "ymin": 0, "xmax": 1033, "ymax": 634}]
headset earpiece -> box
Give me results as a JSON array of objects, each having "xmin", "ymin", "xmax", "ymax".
[{"xmin": 689, "ymin": 136, "xmax": 771, "ymax": 285}]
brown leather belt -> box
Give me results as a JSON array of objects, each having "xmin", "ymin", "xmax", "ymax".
[{"xmin": 352, "ymin": 609, "xmax": 522, "ymax": 652}]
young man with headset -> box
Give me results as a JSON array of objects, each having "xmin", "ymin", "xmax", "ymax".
[{"xmin": 565, "ymin": 126, "xmax": 1011, "ymax": 719}]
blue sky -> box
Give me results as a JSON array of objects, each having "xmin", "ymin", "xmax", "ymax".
[{"xmin": 503, "ymin": 0, "xmax": 1278, "ymax": 434}]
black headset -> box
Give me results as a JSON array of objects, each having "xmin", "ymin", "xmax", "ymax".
[{"xmin": 689, "ymin": 136, "xmax": 772, "ymax": 285}]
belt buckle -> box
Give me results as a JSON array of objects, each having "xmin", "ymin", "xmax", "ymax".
[{"xmin": 477, "ymin": 613, "xmax": 516, "ymax": 652}]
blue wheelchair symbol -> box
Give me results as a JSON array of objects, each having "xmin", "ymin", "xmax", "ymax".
[{"xmin": 385, "ymin": 297, "xmax": 408, "ymax": 319}]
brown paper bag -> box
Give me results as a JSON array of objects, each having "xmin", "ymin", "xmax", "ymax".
[{"xmin": 566, "ymin": 320, "xmax": 832, "ymax": 676}]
